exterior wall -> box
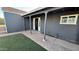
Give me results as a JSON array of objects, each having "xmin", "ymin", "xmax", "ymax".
[
  {"xmin": 46, "ymin": 13, "xmax": 78, "ymax": 43},
  {"xmin": 76, "ymin": 16, "xmax": 79, "ymax": 44},
  {"xmin": 24, "ymin": 17, "xmax": 30, "ymax": 30},
  {"xmin": 4, "ymin": 12, "xmax": 25, "ymax": 33},
  {"xmin": 32, "ymin": 11, "xmax": 79, "ymax": 44}
]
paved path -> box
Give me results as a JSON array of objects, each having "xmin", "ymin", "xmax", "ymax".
[
  {"xmin": 22, "ymin": 31, "xmax": 79, "ymax": 51},
  {"xmin": 0, "ymin": 32, "xmax": 21, "ymax": 37}
]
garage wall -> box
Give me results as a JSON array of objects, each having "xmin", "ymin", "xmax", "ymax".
[{"xmin": 4, "ymin": 12, "xmax": 25, "ymax": 33}]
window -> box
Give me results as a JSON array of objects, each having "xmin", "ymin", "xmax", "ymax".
[
  {"xmin": 60, "ymin": 14, "xmax": 78, "ymax": 25},
  {"xmin": 68, "ymin": 16, "xmax": 76, "ymax": 23},
  {"xmin": 61, "ymin": 17, "xmax": 68, "ymax": 23}
]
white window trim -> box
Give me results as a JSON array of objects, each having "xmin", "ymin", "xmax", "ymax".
[
  {"xmin": 33, "ymin": 17, "xmax": 41, "ymax": 31},
  {"xmin": 60, "ymin": 14, "xmax": 79, "ymax": 25},
  {"xmin": 33, "ymin": 18, "xmax": 35, "ymax": 30}
]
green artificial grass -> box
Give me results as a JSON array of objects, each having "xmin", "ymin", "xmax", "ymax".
[{"xmin": 0, "ymin": 34, "xmax": 47, "ymax": 51}]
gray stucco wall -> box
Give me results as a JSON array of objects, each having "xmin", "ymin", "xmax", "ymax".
[
  {"xmin": 4, "ymin": 12, "xmax": 25, "ymax": 33},
  {"xmin": 76, "ymin": 16, "xmax": 79, "ymax": 43},
  {"xmin": 46, "ymin": 13, "xmax": 78, "ymax": 43},
  {"xmin": 31, "ymin": 11, "xmax": 79, "ymax": 44},
  {"xmin": 24, "ymin": 17, "xmax": 30, "ymax": 30}
]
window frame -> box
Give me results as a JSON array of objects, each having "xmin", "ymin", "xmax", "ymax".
[{"xmin": 60, "ymin": 14, "xmax": 78, "ymax": 25}]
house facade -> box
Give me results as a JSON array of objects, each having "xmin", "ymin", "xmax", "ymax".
[{"xmin": 3, "ymin": 7, "xmax": 79, "ymax": 44}]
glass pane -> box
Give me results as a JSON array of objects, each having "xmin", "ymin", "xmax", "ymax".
[
  {"xmin": 62, "ymin": 17, "xmax": 68, "ymax": 23},
  {"xmin": 68, "ymin": 16, "xmax": 76, "ymax": 23}
]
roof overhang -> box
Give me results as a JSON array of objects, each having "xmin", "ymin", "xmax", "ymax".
[
  {"xmin": 2, "ymin": 7, "xmax": 27, "ymax": 16},
  {"xmin": 23, "ymin": 7, "xmax": 64, "ymax": 17},
  {"xmin": 23, "ymin": 7, "xmax": 47, "ymax": 15}
]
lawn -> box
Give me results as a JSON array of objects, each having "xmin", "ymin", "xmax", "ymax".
[{"xmin": 0, "ymin": 34, "xmax": 47, "ymax": 51}]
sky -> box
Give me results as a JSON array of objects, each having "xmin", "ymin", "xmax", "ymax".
[{"xmin": 0, "ymin": 7, "xmax": 4, "ymax": 18}]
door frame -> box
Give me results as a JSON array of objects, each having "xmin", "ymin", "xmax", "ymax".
[{"xmin": 33, "ymin": 17, "xmax": 41, "ymax": 31}]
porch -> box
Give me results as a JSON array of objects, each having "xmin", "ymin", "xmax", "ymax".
[{"xmin": 22, "ymin": 31, "xmax": 79, "ymax": 51}]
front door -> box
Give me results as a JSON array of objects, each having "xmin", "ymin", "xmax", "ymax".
[
  {"xmin": 33, "ymin": 17, "xmax": 41, "ymax": 31},
  {"xmin": 35, "ymin": 18, "xmax": 38, "ymax": 31}
]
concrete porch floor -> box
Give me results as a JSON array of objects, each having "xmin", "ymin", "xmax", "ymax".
[{"xmin": 22, "ymin": 31, "xmax": 79, "ymax": 51}]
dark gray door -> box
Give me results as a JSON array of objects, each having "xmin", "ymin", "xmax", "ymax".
[{"xmin": 35, "ymin": 18, "xmax": 38, "ymax": 31}]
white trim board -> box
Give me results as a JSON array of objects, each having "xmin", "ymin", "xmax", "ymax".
[{"xmin": 33, "ymin": 17, "xmax": 41, "ymax": 31}]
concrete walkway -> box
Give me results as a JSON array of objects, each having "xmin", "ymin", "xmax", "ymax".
[
  {"xmin": 0, "ymin": 32, "xmax": 21, "ymax": 37},
  {"xmin": 22, "ymin": 31, "xmax": 79, "ymax": 51}
]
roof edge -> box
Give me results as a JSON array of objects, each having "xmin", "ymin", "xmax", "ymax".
[
  {"xmin": 23, "ymin": 7, "xmax": 47, "ymax": 15},
  {"xmin": 2, "ymin": 7, "xmax": 27, "ymax": 16}
]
